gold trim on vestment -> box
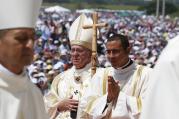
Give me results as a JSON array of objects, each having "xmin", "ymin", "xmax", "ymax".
[
  {"xmin": 137, "ymin": 97, "xmax": 142, "ymax": 112},
  {"xmin": 103, "ymin": 68, "xmax": 110, "ymax": 95},
  {"xmin": 132, "ymin": 65, "xmax": 144, "ymax": 96},
  {"xmin": 71, "ymin": 40, "xmax": 92, "ymax": 50},
  {"xmin": 85, "ymin": 96, "xmax": 98, "ymax": 113},
  {"xmin": 131, "ymin": 65, "xmax": 144, "ymax": 112}
]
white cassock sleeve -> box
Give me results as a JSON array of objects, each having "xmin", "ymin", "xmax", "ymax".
[{"xmin": 112, "ymin": 92, "xmax": 141, "ymax": 118}]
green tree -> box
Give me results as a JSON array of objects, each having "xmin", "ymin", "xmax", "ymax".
[{"xmin": 138, "ymin": 0, "xmax": 178, "ymax": 15}]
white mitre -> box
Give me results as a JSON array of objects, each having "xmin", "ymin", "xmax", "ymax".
[
  {"xmin": 0, "ymin": 0, "xmax": 42, "ymax": 30},
  {"xmin": 69, "ymin": 14, "xmax": 93, "ymax": 50}
]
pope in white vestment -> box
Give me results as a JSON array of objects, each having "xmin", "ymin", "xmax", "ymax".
[
  {"xmin": 45, "ymin": 63, "xmax": 102, "ymax": 119},
  {"xmin": 140, "ymin": 35, "xmax": 179, "ymax": 119},
  {"xmin": 80, "ymin": 61, "xmax": 152, "ymax": 119},
  {"xmin": 44, "ymin": 14, "xmax": 102, "ymax": 119}
]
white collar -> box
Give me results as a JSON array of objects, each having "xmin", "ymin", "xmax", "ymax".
[
  {"xmin": 0, "ymin": 64, "xmax": 26, "ymax": 78},
  {"xmin": 115, "ymin": 59, "xmax": 131, "ymax": 70},
  {"xmin": 74, "ymin": 63, "xmax": 91, "ymax": 74},
  {"xmin": 72, "ymin": 63, "xmax": 91, "ymax": 82},
  {"xmin": 113, "ymin": 61, "xmax": 136, "ymax": 74},
  {"xmin": 0, "ymin": 64, "xmax": 29, "ymax": 91}
]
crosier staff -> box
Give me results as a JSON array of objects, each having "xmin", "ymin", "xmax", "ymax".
[{"xmin": 83, "ymin": 12, "xmax": 108, "ymax": 76}]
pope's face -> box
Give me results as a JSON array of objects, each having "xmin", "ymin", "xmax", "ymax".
[
  {"xmin": 70, "ymin": 45, "xmax": 91, "ymax": 69},
  {"xmin": 0, "ymin": 28, "xmax": 35, "ymax": 73}
]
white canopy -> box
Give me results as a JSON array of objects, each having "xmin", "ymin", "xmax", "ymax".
[
  {"xmin": 76, "ymin": 9, "xmax": 94, "ymax": 13},
  {"xmin": 45, "ymin": 5, "xmax": 70, "ymax": 13}
]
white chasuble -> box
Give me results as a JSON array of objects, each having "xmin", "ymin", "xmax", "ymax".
[
  {"xmin": 0, "ymin": 64, "xmax": 49, "ymax": 119},
  {"xmin": 45, "ymin": 63, "xmax": 102, "ymax": 119},
  {"xmin": 140, "ymin": 35, "xmax": 179, "ymax": 119}
]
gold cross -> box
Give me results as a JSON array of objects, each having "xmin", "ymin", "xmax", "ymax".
[{"xmin": 83, "ymin": 12, "xmax": 108, "ymax": 76}]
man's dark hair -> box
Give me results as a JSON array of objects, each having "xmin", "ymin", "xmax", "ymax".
[{"xmin": 107, "ymin": 32, "xmax": 129, "ymax": 50}]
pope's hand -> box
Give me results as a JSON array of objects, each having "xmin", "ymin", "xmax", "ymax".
[{"xmin": 57, "ymin": 96, "xmax": 79, "ymax": 112}]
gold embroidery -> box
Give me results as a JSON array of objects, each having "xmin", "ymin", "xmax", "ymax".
[
  {"xmin": 132, "ymin": 65, "xmax": 144, "ymax": 96},
  {"xmin": 131, "ymin": 65, "xmax": 144, "ymax": 112},
  {"xmin": 75, "ymin": 76, "xmax": 81, "ymax": 81},
  {"xmin": 85, "ymin": 96, "xmax": 98, "ymax": 113},
  {"xmin": 71, "ymin": 40, "xmax": 91, "ymax": 50},
  {"xmin": 103, "ymin": 68, "xmax": 110, "ymax": 95},
  {"xmin": 137, "ymin": 97, "xmax": 142, "ymax": 112},
  {"xmin": 52, "ymin": 75, "xmax": 61, "ymax": 95}
]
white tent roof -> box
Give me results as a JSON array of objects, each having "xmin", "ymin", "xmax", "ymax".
[
  {"xmin": 76, "ymin": 9, "xmax": 94, "ymax": 13},
  {"xmin": 45, "ymin": 5, "xmax": 70, "ymax": 13}
]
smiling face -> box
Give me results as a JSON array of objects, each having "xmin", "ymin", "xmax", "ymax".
[
  {"xmin": 70, "ymin": 45, "xmax": 91, "ymax": 69},
  {"xmin": 0, "ymin": 28, "xmax": 35, "ymax": 74}
]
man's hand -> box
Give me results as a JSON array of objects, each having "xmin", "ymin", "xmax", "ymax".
[
  {"xmin": 107, "ymin": 76, "xmax": 120, "ymax": 102},
  {"xmin": 57, "ymin": 96, "xmax": 79, "ymax": 112}
]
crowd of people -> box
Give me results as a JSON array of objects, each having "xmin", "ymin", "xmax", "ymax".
[
  {"xmin": 27, "ymin": 9, "xmax": 179, "ymax": 94},
  {"xmin": 1, "ymin": 0, "xmax": 179, "ymax": 118}
]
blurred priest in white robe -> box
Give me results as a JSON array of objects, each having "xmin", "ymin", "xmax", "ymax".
[
  {"xmin": 140, "ymin": 35, "xmax": 179, "ymax": 119},
  {"xmin": 0, "ymin": 0, "xmax": 49, "ymax": 119}
]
